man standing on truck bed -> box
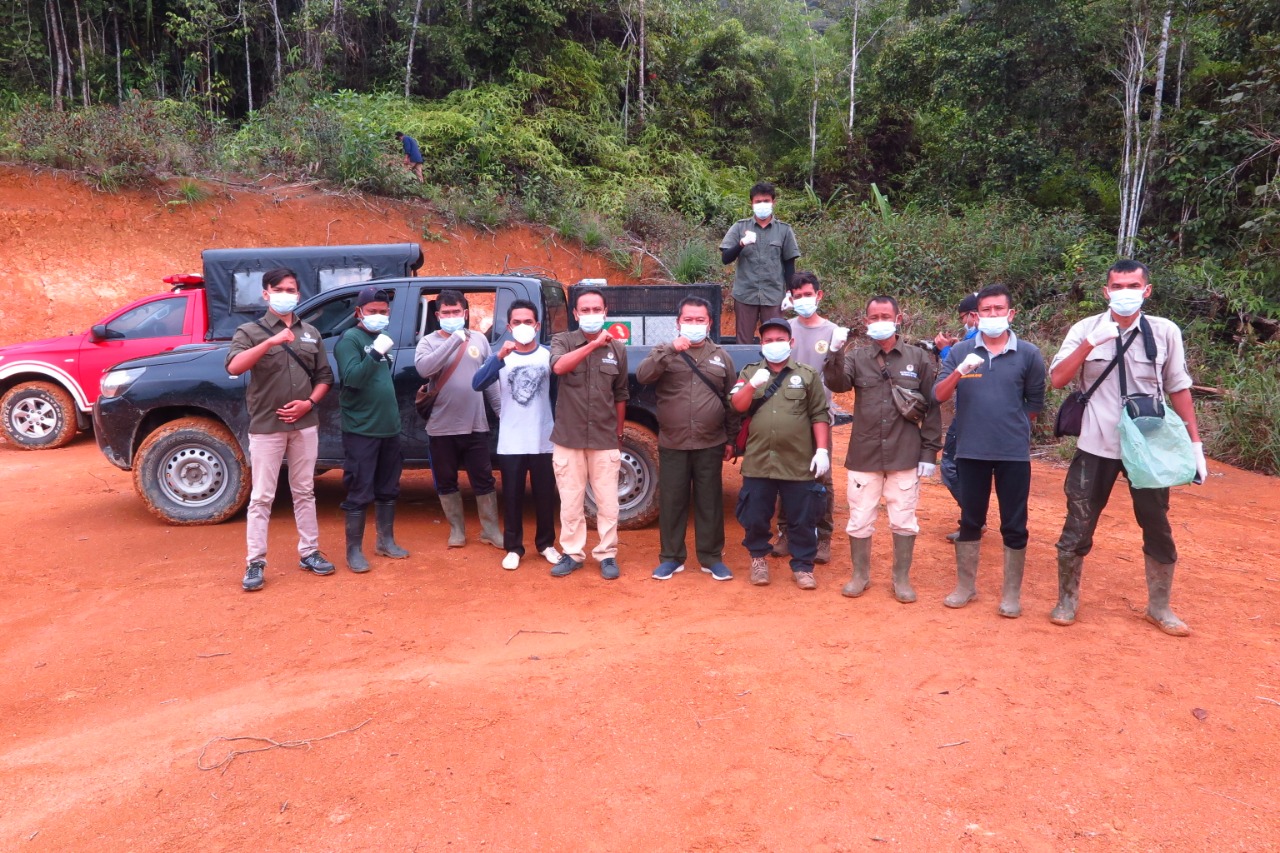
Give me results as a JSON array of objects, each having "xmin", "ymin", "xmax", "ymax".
[
  {"xmin": 720, "ymin": 181, "xmax": 801, "ymax": 344},
  {"xmin": 548, "ymin": 288, "xmax": 629, "ymax": 580},
  {"xmin": 414, "ymin": 289, "xmax": 504, "ymax": 550},
  {"xmin": 335, "ymin": 286, "xmax": 411, "ymax": 573},
  {"xmin": 226, "ymin": 267, "xmax": 335, "ymax": 592}
]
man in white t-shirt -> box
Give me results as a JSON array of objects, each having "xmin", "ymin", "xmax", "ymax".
[
  {"xmin": 473, "ymin": 300, "xmax": 561, "ymax": 571},
  {"xmin": 772, "ymin": 271, "xmax": 849, "ymax": 564}
]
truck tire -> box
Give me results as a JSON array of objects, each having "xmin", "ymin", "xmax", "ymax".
[
  {"xmin": 586, "ymin": 422, "xmax": 660, "ymax": 530},
  {"xmin": 133, "ymin": 416, "xmax": 251, "ymax": 525},
  {"xmin": 1, "ymin": 381, "xmax": 79, "ymax": 449}
]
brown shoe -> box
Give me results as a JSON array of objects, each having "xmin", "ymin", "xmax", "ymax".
[
  {"xmin": 815, "ymin": 538, "xmax": 831, "ymax": 564},
  {"xmin": 794, "ymin": 571, "xmax": 817, "ymax": 590},
  {"xmin": 749, "ymin": 557, "xmax": 770, "ymax": 586},
  {"xmin": 770, "ymin": 533, "xmax": 789, "ymax": 557}
]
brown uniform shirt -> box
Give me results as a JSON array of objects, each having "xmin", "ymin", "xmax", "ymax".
[
  {"xmin": 732, "ymin": 359, "xmax": 829, "ymax": 481},
  {"xmin": 822, "ymin": 339, "xmax": 942, "ymax": 472},
  {"xmin": 635, "ymin": 341, "xmax": 739, "ymax": 450},
  {"xmin": 549, "ymin": 330, "xmax": 630, "ymax": 450},
  {"xmin": 226, "ymin": 312, "xmax": 334, "ymax": 435}
]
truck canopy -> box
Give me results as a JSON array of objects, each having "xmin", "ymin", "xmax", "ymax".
[{"xmin": 203, "ymin": 243, "xmax": 424, "ymax": 340}]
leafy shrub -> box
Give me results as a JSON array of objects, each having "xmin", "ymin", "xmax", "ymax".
[
  {"xmin": 668, "ymin": 240, "xmax": 717, "ymax": 284},
  {"xmin": 1206, "ymin": 349, "xmax": 1280, "ymax": 476}
]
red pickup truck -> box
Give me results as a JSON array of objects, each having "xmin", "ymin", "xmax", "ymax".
[{"xmin": 0, "ymin": 243, "xmax": 424, "ymax": 449}]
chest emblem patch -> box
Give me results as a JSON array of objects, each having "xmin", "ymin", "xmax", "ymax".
[
  {"xmin": 815, "ymin": 340, "xmax": 829, "ymax": 354},
  {"xmin": 299, "ymin": 333, "xmax": 317, "ymax": 344},
  {"xmin": 468, "ymin": 345, "xmax": 480, "ymax": 359},
  {"xmin": 789, "ymin": 375, "xmax": 803, "ymax": 387},
  {"xmin": 710, "ymin": 356, "xmax": 724, "ymax": 366}
]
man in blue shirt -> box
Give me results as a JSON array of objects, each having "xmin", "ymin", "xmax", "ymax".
[
  {"xmin": 395, "ymin": 131, "xmax": 424, "ymax": 183},
  {"xmin": 934, "ymin": 293, "xmax": 980, "ymax": 541},
  {"xmin": 933, "ymin": 283, "xmax": 1046, "ymax": 618}
]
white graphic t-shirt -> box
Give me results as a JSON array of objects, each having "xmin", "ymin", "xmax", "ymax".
[{"xmin": 497, "ymin": 346, "xmax": 554, "ymax": 456}]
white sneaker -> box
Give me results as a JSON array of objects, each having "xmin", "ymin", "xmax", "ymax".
[
  {"xmin": 502, "ymin": 552, "xmax": 520, "ymax": 570},
  {"xmin": 541, "ymin": 546, "xmax": 562, "ymax": 565}
]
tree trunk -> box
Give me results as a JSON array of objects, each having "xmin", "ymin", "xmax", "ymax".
[
  {"xmin": 848, "ymin": 0, "xmax": 860, "ymax": 133},
  {"xmin": 1116, "ymin": 2, "xmax": 1173, "ymax": 258},
  {"xmin": 47, "ymin": 0, "xmax": 65, "ymax": 111},
  {"xmin": 405, "ymin": 0, "xmax": 423, "ymax": 98},
  {"xmin": 637, "ymin": 0, "xmax": 646, "ymax": 123},
  {"xmin": 114, "ymin": 11, "xmax": 122, "ymax": 103},
  {"xmin": 269, "ymin": 0, "xmax": 284, "ymax": 87},
  {"xmin": 242, "ymin": 0, "xmax": 254, "ymax": 112}
]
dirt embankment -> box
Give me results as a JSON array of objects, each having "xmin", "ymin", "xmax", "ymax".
[{"xmin": 1, "ymin": 165, "xmax": 1278, "ymax": 851}]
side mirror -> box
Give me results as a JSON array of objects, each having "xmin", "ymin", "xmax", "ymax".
[{"xmin": 90, "ymin": 324, "xmax": 123, "ymax": 342}]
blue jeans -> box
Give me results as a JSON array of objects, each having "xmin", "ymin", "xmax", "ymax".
[{"xmin": 737, "ymin": 477, "xmax": 823, "ymax": 571}]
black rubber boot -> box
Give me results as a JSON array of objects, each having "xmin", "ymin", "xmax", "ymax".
[
  {"xmin": 374, "ymin": 501, "xmax": 410, "ymax": 559},
  {"xmin": 1050, "ymin": 551, "xmax": 1083, "ymax": 626},
  {"xmin": 1144, "ymin": 555, "xmax": 1191, "ymax": 636},
  {"xmin": 345, "ymin": 509, "xmax": 371, "ymax": 573}
]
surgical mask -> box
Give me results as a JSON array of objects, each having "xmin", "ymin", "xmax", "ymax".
[
  {"xmin": 792, "ymin": 296, "xmax": 818, "ymax": 318},
  {"xmin": 361, "ymin": 313, "xmax": 389, "ymax": 333},
  {"xmin": 680, "ymin": 323, "xmax": 708, "ymax": 344},
  {"xmin": 978, "ymin": 316, "xmax": 1010, "ymax": 337},
  {"xmin": 964, "ymin": 323, "xmax": 977, "ymax": 335},
  {"xmin": 268, "ymin": 292, "xmax": 298, "ymax": 314},
  {"xmin": 511, "ymin": 324, "xmax": 537, "ymax": 345},
  {"xmin": 578, "ymin": 314, "xmax": 606, "ymax": 335},
  {"xmin": 866, "ymin": 320, "xmax": 896, "ymax": 341},
  {"xmin": 440, "ymin": 316, "xmax": 465, "ymax": 334},
  {"xmin": 761, "ymin": 341, "xmax": 791, "ymax": 363},
  {"xmin": 752, "ymin": 201, "xmax": 773, "ymax": 220},
  {"xmin": 1108, "ymin": 289, "xmax": 1145, "ymax": 317}
]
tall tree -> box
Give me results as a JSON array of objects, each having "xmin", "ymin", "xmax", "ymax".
[{"xmin": 1116, "ymin": 1, "xmax": 1174, "ymax": 257}]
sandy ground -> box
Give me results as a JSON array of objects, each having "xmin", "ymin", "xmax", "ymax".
[{"xmin": 1, "ymin": 166, "xmax": 1279, "ymax": 851}]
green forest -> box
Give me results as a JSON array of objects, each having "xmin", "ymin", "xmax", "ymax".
[{"xmin": 1, "ymin": 0, "xmax": 1277, "ymax": 470}]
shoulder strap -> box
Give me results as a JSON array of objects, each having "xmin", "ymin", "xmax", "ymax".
[
  {"xmin": 679, "ymin": 351, "xmax": 725, "ymax": 400},
  {"xmin": 1111, "ymin": 327, "xmax": 1143, "ymax": 401},
  {"xmin": 747, "ymin": 367, "xmax": 791, "ymax": 417},
  {"xmin": 432, "ymin": 338, "xmax": 470, "ymax": 387},
  {"xmin": 255, "ymin": 320, "xmax": 316, "ymax": 383},
  {"xmin": 1117, "ymin": 316, "xmax": 1162, "ymax": 401}
]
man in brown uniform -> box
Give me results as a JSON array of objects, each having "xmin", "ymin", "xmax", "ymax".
[
  {"xmin": 548, "ymin": 288, "xmax": 630, "ymax": 579},
  {"xmin": 636, "ymin": 296, "xmax": 738, "ymax": 581},
  {"xmin": 226, "ymin": 267, "xmax": 336, "ymax": 592},
  {"xmin": 823, "ymin": 295, "xmax": 942, "ymax": 602}
]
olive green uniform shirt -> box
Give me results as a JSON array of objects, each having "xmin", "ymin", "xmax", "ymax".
[
  {"xmin": 335, "ymin": 325, "xmax": 400, "ymax": 438},
  {"xmin": 719, "ymin": 217, "xmax": 801, "ymax": 307},
  {"xmin": 822, "ymin": 339, "xmax": 943, "ymax": 472},
  {"xmin": 635, "ymin": 341, "xmax": 739, "ymax": 450},
  {"xmin": 227, "ymin": 312, "xmax": 334, "ymax": 435},
  {"xmin": 732, "ymin": 359, "xmax": 829, "ymax": 481},
  {"xmin": 549, "ymin": 330, "xmax": 630, "ymax": 450}
]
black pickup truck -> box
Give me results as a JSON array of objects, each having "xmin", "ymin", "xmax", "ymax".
[{"xmin": 94, "ymin": 245, "xmax": 763, "ymax": 529}]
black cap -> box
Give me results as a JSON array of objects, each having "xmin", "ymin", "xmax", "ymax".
[
  {"xmin": 957, "ymin": 293, "xmax": 979, "ymax": 314},
  {"xmin": 758, "ymin": 317, "xmax": 792, "ymax": 336},
  {"xmin": 357, "ymin": 285, "xmax": 392, "ymax": 307}
]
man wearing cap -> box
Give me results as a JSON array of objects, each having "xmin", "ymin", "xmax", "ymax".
[
  {"xmin": 335, "ymin": 286, "xmax": 411, "ymax": 572},
  {"xmin": 824, "ymin": 295, "xmax": 942, "ymax": 603},
  {"xmin": 226, "ymin": 267, "xmax": 335, "ymax": 592},
  {"xmin": 935, "ymin": 293, "xmax": 981, "ymax": 541},
  {"xmin": 720, "ymin": 181, "xmax": 801, "ymax": 344},
  {"xmin": 730, "ymin": 317, "xmax": 831, "ymax": 589}
]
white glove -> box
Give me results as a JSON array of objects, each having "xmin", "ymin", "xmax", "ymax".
[
  {"xmin": 810, "ymin": 448, "xmax": 830, "ymax": 478},
  {"xmin": 740, "ymin": 230, "xmax": 757, "ymax": 247},
  {"xmin": 780, "ymin": 292, "xmax": 793, "ymax": 311},
  {"xmin": 917, "ymin": 462, "xmax": 936, "ymax": 479},
  {"xmin": 1087, "ymin": 320, "xmax": 1121, "ymax": 347},
  {"xmin": 830, "ymin": 327, "xmax": 849, "ymax": 350},
  {"xmin": 957, "ymin": 353, "xmax": 985, "ymax": 375},
  {"xmin": 749, "ymin": 368, "xmax": 771, "ymax": 388},
  {"xmin": 1193, "ymin": 441, "xmax": 1208, "ymax": 484},
  {"xmin": 454, "ymin": 329, "xmax": 469, "ymax": 342},
  {"xmin": 371, "ymin": 334, "xmax": 394, "ymax": 355}
]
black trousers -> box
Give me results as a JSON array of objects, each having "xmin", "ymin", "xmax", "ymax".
[
  {"xmin": 657, "ymin": 446, "xmax": 725, "ymax": 567},
  {"xmin": 497, "ymin": 452, "xmax": 557, "ymax": 556},
  {"xmin": 429, "ymin": 431, "xmax": 496, "ymax": 496},
  {"xmin": 940, "ymin": 420, "xmax": 960, "ymax": 507},
  {"xmin": 955, "ymin": 458, "xmax": 1031, "ymax": 550},
  {"xmin": 737, "ymin": 476, "xmax": 822, "ymax": 571},
  {"xmin": 1056, "ymin": 449, "xmax": 1177, "ymax": 564},
  {"xmin": 340, "ymin": 432, "xmax": 403, "ymax": 511}
]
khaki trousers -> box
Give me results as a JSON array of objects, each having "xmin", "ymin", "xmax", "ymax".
[
  {"xmin": 552, "ymin": 443, "xmax": 621, "ymax": 563},
  {"xmin": 845, "ymin": 469, "xmax": 920, "ymax": 539},
  {"xmin": 246, "ymin": 426, "xmax": 320, "ymax": 563}
]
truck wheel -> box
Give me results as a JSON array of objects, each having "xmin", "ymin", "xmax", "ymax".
[
  {"xmin": 133, "ymin": 416, "xmax": 251, "ymax": 525},
  {"xmin": 1, "ymin": 381, "xmax": 79, "ymax": 449},
  {"xmin": 586, "ymin": 422, "xmax": 660, "ymax": 530}
]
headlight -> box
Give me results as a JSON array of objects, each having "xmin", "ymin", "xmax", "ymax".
[{"xmin": 100, "ymin": 367, "xmax": 146, "ymax": 399}]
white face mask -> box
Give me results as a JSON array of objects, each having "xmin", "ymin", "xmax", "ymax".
[
  {"xmin": 978, "ymin": 316, "xmax": 1010, "ymax": 337},
  {"xmin": 578, "ymin": 314, "xmax": 606, "ymax": 335},
  {"xmin": 792, "ymin": 296, "xmax": 818, "ymax": 318},
  {"xmin": 511, "ymin": 324, "xmax": 537, "ymax": 345},
  {"xmin": 361, "ymin": 312, "xmax": 390, "ymax": 333},
  {"xmin": 964, "ymin": 323, "xmax": 977, "ymax": 335},
  {"xmin": 752, "ymin": 201, "xmax": 773, "ymax": 220},
  {"xmin": 760, "ymin": 341, "xmax": 791, "ymax": 363},
  {"xmin": 866, "ymin": 320, "xmax": 896, "ymax": 341},
  {"xmin": 439, "ymin": 316, "xmax": 465, "ymax": 334},
  {"xmin": 679, "ymin": 323, "xmax": 708, "ymax": 344},
  {"xmin": 268, "ymin": 292, "xmax": 298, "ymax": 314},
  {"xmin": 1108, "ymin": 289, "xmax": 1145, "ymax": 317}
]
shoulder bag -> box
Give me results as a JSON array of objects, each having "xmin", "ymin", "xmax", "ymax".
[
  {"xmin": 875, "ymin": 352, "xmax": 928, "ymax": 426},
  {"xmin": 1053, "ymin": 325, "xmax": 1140, "ymax": 438}
]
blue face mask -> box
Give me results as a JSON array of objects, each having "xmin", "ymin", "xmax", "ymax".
[
  {"xmin": 761, "ymin": 341, "xmax": 791, "ymax": 363},
  {"xmin": 361, "ymin": 313, "xmax": 390, "ymax": 333},
  {"xmin": 440, "ymin": 316, "xmax": 465, "ymax": 334},
  {"xmin": 578, "ymin": 314, "xmax": 606, "ymax": 335}
]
